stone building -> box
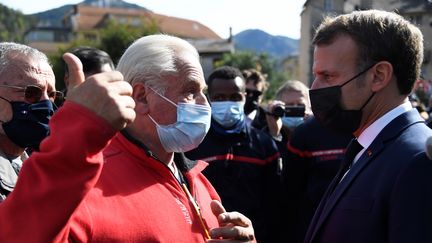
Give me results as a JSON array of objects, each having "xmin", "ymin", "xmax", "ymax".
[
  {"xmin": 299, "ymin": 0, "xmax": 432, "ymax": 86},
  {"xmin": 24, "ymin": 4, "xmax": 233, "ymax": 78}
]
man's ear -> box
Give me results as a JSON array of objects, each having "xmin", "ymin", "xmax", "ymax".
[
  {"xmin": 370, "ymin": 61, "xmax": 393, "ymax": 92},
  {"xmin": 132, "ymin": 83, "xmax": 149, "ymax": 114}
]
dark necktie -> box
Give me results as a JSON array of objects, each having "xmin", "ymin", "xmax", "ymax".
[{"xmin": 328, "ymin": 138, "xmax": 363, "ymax": 194}]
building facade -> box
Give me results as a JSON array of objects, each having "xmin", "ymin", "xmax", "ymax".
[
  {"xmin": 24, "ymin": 4, "xmax": 233, "ymax": 78},
  {"xmin": 299, "ymin": 0, "xmax": 432, "ymax": 86}
]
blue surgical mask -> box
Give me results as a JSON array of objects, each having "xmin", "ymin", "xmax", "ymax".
[
  {"xmin": 281, "ymin": 116, "xmax": 304, "ymax": 130},
  {"xmin": 211, "ymin": 101, "xmax": 245, "ymax": 128},
  {"xmin": 148, "ymin": 87, "xmax": 211, "ymax": 153}
]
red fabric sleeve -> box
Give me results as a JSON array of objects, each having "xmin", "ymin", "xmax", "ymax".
[{"xmin": 0, "ymin": 101, "xmax": 116, "ymax": 243}]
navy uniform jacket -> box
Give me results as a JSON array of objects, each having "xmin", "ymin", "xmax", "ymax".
[
  {"xmin": 304, "ymin": 109, "xmax": 432, "ymax": 243},
  {"xmin": 185, "ymin": 120, "xmax": 281, "ymax": 243},
  {"xmin": 283, "ymin": 117, "xmax": 352, "ymax": 243}
]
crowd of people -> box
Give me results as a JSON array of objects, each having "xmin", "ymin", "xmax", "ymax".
[{"xmin": 0, "ymin": 9, "xmax": 431, "ymax": 243}]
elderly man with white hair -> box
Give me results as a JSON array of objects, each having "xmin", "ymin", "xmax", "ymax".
[{"xmin": 1, "ymin": 35, "xmax": 255, "ymax": 242}]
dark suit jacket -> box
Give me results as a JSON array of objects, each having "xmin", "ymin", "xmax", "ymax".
[{"xmin": 304, "ymin": 109, "xmax": 432, "ymax": 243}]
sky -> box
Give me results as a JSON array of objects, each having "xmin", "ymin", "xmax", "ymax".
[{"xmin": 1, "ymin": 0, "xmax": 305, "ymax": 39}]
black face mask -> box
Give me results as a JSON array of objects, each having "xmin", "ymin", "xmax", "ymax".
[
  {"xmin": 309, "ymin": 64, "xmax": 375, "ymax": 134},
  {"xmin": 1, "ymin": 98, "xmax": 54, "ymax": 149},
  {"xmin": 244, "ymin": 89, "xmax": 262, "ymax": 115}
]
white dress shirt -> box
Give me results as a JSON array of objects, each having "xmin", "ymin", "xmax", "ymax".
[
  {"xmin": 340, "ymin": 102, "xmax": 413, "ymax": 181},
  {"xmin": 354, "ymin": 101, "xmax": 413, "ymax": 164}
]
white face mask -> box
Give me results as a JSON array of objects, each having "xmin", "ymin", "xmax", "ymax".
[
  {"xmin": 148, "ymin": 87, "xmax": 211, "ymax": 153},
  {"xmin": 211, "ymin": 101, "xmax": 245, "ymax": 128}
]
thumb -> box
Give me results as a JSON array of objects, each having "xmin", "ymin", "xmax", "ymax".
[
  {"xmin": 210, "ymin": 200, "xmax": 226, "ymax": 219},
  {"xmin": 63, "ymin": 53, "xmax": 85, "ymax": 90}
]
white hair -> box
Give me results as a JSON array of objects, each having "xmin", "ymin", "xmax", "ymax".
[
  {"xmin": 0, "ymin": 42, "xmax": 50, "ymax": 76},
  {"xmin": 116, "ymin": 34, "xmax": 200, "ymax": 94}
]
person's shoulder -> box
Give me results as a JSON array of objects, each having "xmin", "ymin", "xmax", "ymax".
[
  {"xmin": 293, "ymin": 116, "xmax": 320, "ymax": 133},
  {"xmin": 247, "ymin": 124, "xmax": 278, "ymax": 148},
  {"xmin": 289, "ymin": 117, "xmax": 318, "ymax": 142},
  {"xmin": 393, "ymin": 151, "xmax": 432, "ymax": 188},
  {"xmin": 248, "ymin": 123, "xmax": 272, "ymax": 139},
  {"xmin": 378, "ymin": 122, "xmax": 432, "ymax": 167}
]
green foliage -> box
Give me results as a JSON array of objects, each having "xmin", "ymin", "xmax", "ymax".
[
  {"xmin": 49, "ymin": 38, "xmax": 99, "ymax": 91},
  {"xmin": 48, "ymin": 18, "xmax": 159, "ymax": 90},
  {"xmin": 265, "ymin": 71, "xmax": 291, "ymax": 101},
  {"xmin": 0, "ymin": 4, "xmax": 35, "ymax": 42},
  {"xmin": 215, "ymin": 51, "xmax": 291, "ymax": 100},
  {"xmin": 99, "ymin": 18, "xmax": 158, "ymax": 64}
]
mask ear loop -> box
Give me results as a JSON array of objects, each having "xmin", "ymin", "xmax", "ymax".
[
  {"xmin": 0, "ymin": 96, "xmax": 11, "ymax": 123},
  {"xmin": 359, "ymin": 92, "xmax": 375, "ymax": 110},
  {"xmin": 0, "ymin": 96, "xmax": 11, "ymax": 103},
  {"xmin": 146, "ymin": 86, "xmax": 178, "ymax": 108},
  {"xmin": 340, "ymin": 63, "xmax": 377, "ymax": 88},
  {"xmin": 340, "ymin": 63, "xmax": 376, "ymax": 111},
  {"xmin": 147, "ymin": 114, "xmax": 160, "ymax": 127},
  {"xmin": 146, "ymin": 86, "xmax": 176, "ymax": 128}
]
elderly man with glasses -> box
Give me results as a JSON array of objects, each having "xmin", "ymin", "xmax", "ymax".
[
  {"xmin": 0, "ymin": 42, "xmax": 128, "ymax": 203},
  {"xmin": 0, "ymin": 42, "xmax": 64, "ymax": 200},
  {"xmin": 0, "ymin": 41, "xmax": 135, "ymax": 242}
]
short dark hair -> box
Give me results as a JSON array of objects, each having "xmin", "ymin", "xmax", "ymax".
[
  {"xmin": 242, "ymin": 68, "xmax": 269, "ymax": 92},
  {"xmin": 207, "ymin": 66, "xmax": 245, "ymax": 94},
  {"xmin": 313, "ymin": 10, "xmax": 423, "ymax": 95},
  {"xmin": 65, "ymin": 46, "xmax": 114, "ymax": 75}
]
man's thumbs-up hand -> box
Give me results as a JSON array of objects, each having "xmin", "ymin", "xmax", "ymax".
[{"xmin": 62, "ymin": 53, "xmax": 136, "ymax": 130}]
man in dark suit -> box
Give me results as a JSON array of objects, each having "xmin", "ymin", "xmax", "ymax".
[{"xmin": 304, "ymin": 10, "xmax": 432, "ymax": 243}]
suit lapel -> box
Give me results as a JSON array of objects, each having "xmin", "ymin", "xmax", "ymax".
[
  {"xmin": 307, "ymin": 175, "xmax": 340, "ymax": 242},
  {"xmin": 307, "ymin": 109, "xmax": 424, "ymax": 242}
]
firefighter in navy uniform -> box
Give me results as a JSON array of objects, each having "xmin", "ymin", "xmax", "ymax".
[
  {"xmin": 185, "ymin": 66, "xmax": 282, "ymax": 243},
  {"xmin": 284, "ymin": 116, "xmax": 352, "ymax": 243}
]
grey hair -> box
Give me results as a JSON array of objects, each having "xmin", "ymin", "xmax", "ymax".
[
  {"xmin": 0, "ymin": 42, "xmax": 50, "ymax": 76},
  {"xmin": 116, "ymin": 34, "xmax": 200, "ymax": 94},
  {"xmin": 276, "ymin": 80, "xmax": 310, "ymax": 107}
]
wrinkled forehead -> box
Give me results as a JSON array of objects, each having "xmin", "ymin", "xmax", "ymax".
[
  {"xmin": 177, "ymin": 52, "xmax": 205, "ymax": 83},
  {"xmin": 2, "ymin": 53, "xmax": 55, "ymax": 87}
]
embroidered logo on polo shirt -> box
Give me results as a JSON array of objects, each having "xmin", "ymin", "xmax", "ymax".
[{"xmin": 174, "ymin": 197, "xmax": 192, "ymax": 224}]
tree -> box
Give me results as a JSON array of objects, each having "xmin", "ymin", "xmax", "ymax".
[
  {"xmin": 99, "ymin": 18, "xmax": 158, "ymax": 64},
  {"xmin": 49, "ymin": 38, "xmax": 99, "ymax": 91},
  {"xmin": 0, "ymin": 4, "xmax": 35, "ymax": 42},
  {"xmin": 49, "ymin": 18, "xmax": 159, "ymax": 91},
  {"xmin": 215, "ymin": 51, "xmax": 291, "ymax": 100}
]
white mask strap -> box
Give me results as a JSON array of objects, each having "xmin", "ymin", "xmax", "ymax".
[
  {"xmin": 147, "ymin": 86, "xmax": 178, "ymax": 108},
  {"xmin": 147, "ymin": 114, "xmax": 160, "ymax": 127}
]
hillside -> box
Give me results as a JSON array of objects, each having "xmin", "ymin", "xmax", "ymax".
[
  {"xmin": 234, "ymin": 29, "xmax": 299, "ymax": 60},
  {"xmin": 1, "ymin": 1, "xmax": 300, "ymax": 61},
  {"xmin": 0, "ymin": 4, "xmax": 35, "ymax": 42},
  {"xmin": 31, "ymin": 0, "xmax": 148, "ymax": 26}
]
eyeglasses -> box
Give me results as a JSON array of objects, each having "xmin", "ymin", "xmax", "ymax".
[{"xmin": 0, "ymin": 84, "xmax": 64, "ymax": 104}]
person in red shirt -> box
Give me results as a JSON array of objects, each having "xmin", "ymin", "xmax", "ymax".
[{"xmin": 0, "ymin": 36, "xmax": 255, "ymax": 242}]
